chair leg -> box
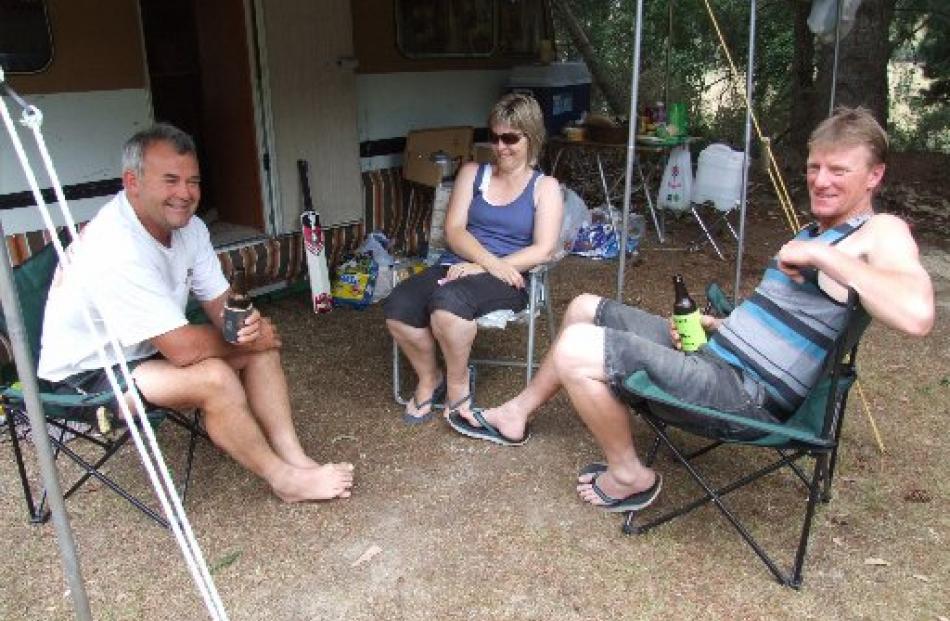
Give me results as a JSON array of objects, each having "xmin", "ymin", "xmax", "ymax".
[
  {"xmin": 178, "ymin": 410, "xmax": 201, "ymax": 503},
  {"xmin": 790, "ymin": 455, "xmax": 828, "ymax": 588},
  {"xmin": 690, "ymin": 205, "xmax": 725, "ymax": 260},
  {"xmin": 525, "ymin": 274, "xmax": 539, "ymax": 385},
  {"xmin": 4, "ymin": 407, "xmax": 43, "ymax": 522},
  {"xmin": 624, "ymin": 417, "xmax": 817, "ymax": 587}
]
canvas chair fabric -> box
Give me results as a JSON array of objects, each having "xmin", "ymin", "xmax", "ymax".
[
  {"xmin": 618, "ymin": 287, "xmax": 869, "ymax": 587},
  {"xmin": 1, "ymin": 241, "xmax": 203, "ymax": 528}
]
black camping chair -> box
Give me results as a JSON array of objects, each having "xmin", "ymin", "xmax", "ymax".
[
  {"xmin": 618, "ymin": 285, "xmax": 870, "ymax": 588},
  {"xmin": 0, "ymin": 241, "xmax": 205, "ymax": 529}
]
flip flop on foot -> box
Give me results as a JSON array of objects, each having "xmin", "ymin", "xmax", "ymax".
[
  {"xmin": 403, "ymin": 378, "xmax": 446, "ymax": 425},
  {"xmin": 447, "ymin": 408, "xmax": 530, "ymax": 446},
  {"xmin": 581, "ymin": 472, "xmax": 662, "ymax": 513},
  {"xmin": 577, "ymin": 462, "xmax": 608, "ymax": 483}
]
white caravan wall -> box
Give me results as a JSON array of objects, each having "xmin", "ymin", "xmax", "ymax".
[
  {"xmin": 257, "ymin": 0, "xmax": 364, "ymax": 230},
  {"xmin": 356, "ymin": 70, "xmax": 509, "ymax": 171},
  {"xmin": 1, "ymin": 88, "xmax": 152, "ymax": 233}
]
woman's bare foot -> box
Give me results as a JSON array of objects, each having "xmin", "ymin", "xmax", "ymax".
[
  {"xmin": 405, "ymin": 373, "xmax": 445, "ymax": 421},
  {"xmin": 445, "ymin": 367, "xmax": 475, "ymax": 418},
  {"xmin": 271, "ymin": 462, "xmax": 355, "ymax": 502}
]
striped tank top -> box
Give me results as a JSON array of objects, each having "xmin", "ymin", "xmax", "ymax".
[{"xmin": 705, "ymin": 213, "xmax": 870, "ymax": 415}]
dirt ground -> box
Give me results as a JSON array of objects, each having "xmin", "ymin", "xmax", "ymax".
[{"xmin": 1, "ymin": 154, "xmax": 947, "ymax": 620}]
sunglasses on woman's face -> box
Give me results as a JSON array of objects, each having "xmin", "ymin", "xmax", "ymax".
[{"xmin": 489, "ymin": 131, "xmax": 524, "ymax": 146}]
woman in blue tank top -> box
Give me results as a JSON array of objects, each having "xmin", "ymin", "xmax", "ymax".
[{"xmin": 384, "ymin": 94, "xmax": 564, "ymax": 424}]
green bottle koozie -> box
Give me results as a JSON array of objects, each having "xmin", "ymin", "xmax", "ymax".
[{"xmin": 674, "ymin": 310, "xmax": 707, "ymax": 352}]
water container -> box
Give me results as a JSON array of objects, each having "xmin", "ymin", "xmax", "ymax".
[{"xmin": 691, "ymin": 144, "xmax": 747, "ymax": 212}]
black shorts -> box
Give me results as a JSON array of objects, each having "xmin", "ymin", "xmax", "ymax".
[
  {"xmin": 53, "ymin": 354, "xmax": 162, "ymax": 414},
  {"xmin": 383, "ymin": 265, "xmax": 529, "ymax": 328}
]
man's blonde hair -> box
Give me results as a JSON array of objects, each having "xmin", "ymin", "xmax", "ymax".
[{"xmin": 808, "ymin": 106, "xmax": 888, "ymax": 167}]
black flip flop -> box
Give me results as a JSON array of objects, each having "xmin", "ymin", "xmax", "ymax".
[
  {"xmin": 403, "ymin": 378, "xmax": 446, "ymax": 426},
  {"xmin": 446, "ymin": 408, "xmax": 530, "ymax": 446},
  {"xmin": 587, "ymin": 473, "xmax": 663, "ymax": 513}
]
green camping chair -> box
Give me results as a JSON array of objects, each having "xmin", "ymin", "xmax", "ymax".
[
  {"xmin": 0, "ymin": 241, "xmax": 205, "ymax": 529},
  {"xmin": 619, "ymin": 286, "xmax": 870, "ymax": 588}
]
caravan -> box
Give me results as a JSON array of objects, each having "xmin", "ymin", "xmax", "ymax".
[{"xmin": 1, "ymin": 0, "xmax": 556, "ymax": 288}]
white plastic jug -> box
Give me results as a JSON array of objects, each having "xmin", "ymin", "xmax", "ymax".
[{"xmin": 691, "ymin": 143, "xmax": 747, "ymax": 212}]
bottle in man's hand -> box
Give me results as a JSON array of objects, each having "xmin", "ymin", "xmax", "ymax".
[
  {"xmin": 672, "ymin": 273, "xmax": 707, "ymax": 352},
  {"xmin": 223, "ymin": 268, "xmax": 253, "ymax": 344}
]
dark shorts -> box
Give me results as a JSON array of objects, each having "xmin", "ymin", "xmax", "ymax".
[
  {"xmin": 595, "ymin": 298, "xmax": 781, "ymax": 441},
  {"xmin": 53, "ymin": 354, "xmax": 162, "ymax": 415},
  {"xmin": 383, "ymin": 265, "xmax": 529, "ymax": 328}
]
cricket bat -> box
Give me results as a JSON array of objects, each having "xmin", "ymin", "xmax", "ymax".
[{"xmin": 298, "ymin": 159, "xmax": 333, "ymax": 314}]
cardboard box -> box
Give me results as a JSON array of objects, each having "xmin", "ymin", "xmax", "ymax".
[{"xmin": 403, "ymin": 126, "xmax": 473, "ymax": 187}]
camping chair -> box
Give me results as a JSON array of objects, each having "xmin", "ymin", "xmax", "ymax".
[
  {"xmin": 618, "ymin": 286, "xmax": 870, "ymax": 588},
  {"xmin": 688, "ymin": 143, "xmax": 745, "ymax": 259},
  {"xmin": 0, "ymin": 241, "xmax": 204, "ymax": 529},
  {"xmin": 391, "ymin": 262, "xmax": 557, "ymax": 406}
]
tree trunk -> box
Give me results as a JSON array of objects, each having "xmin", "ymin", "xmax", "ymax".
[
  {"xmin": 551, "ymin": 0, "xmax": 628, "ymax": 117},
  {"xmin": 814, "ymin": 0, "xmax": 896, "ymax": 127},
  {"xmin": 786, "ymin": 0, "xmax": 818, "ymax": 171}
]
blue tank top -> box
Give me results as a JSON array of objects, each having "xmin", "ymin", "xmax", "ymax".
[
  {"xmin": 705, "ymin": 213, "xmax": 870, "ymax": 415},
  {"xmin": 440, "ymin": 163, "xmax": 541, "ymax": 265}
]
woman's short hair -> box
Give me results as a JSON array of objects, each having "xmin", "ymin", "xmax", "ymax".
[
  {"xmin": 808, "ymin": 106, "xmax": 888, "ymax": 167},
  {"xmin": 122, "ymin": 123, "xmax": 197, "ymax": 177},
  {"xmin": 488, "ymin": 93, "xmax": 546, "ymax": 166}
]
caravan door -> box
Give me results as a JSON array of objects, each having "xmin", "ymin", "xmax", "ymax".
[{"xmin": 256, "ymin": 0, "xmax": 363, "ymax": 231}]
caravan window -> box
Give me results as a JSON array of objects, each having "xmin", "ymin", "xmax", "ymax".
[
  {"xmin": 395, "ymin": 0, "xmax": 546, "ymax": 59},
  {"xmin": 0, "ymin": 0, "xmax": 53, "ymax": 73},
  {"xmin": 396, "ymin": 0, "xmax": 496, "ymax": 58}
]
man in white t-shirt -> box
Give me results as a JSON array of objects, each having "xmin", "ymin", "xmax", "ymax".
[{"xmin": 38, "ymin": 124, "xmax": 354, "ymax": 502}]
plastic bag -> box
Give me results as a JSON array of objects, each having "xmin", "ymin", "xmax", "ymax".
[
  {"xmin": 808, "ymin": 0, "xmax": 863, "ymax": 43},
  {"xmin": 657, "ymin": 145, "xmax": 693, "ymax": 212},
  {"xmin": 355, "ymin": 231, "xmax": 395, "ymax": 302},
  {"xmin": 571, "ymin": 206, "xmax": 642, "ymax": 260},
  {"xmin": 331, "ymin": 254, "xmax": 378, "ymax": 309},
  {"xmin": 558, "ymin": 186, "xmax": 591, "ymax": 259}
]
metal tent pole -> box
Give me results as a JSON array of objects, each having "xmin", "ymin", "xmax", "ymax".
[
  {"xmin": 617, "ymin": 0, "xmax": 646, "ymax": 301},
  {"xmin": 733, "ymin": 0, "xmax": 757, "ymax": 303},
  {"xmin": 0, "ymin": 222, "xmax": 92, "ymax": 621},
  {"xmin": 829, "ymin": 0, "xmax": 842, "ymax": 114}
]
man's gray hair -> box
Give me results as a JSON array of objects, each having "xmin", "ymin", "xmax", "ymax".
[{"xmin": 122, "ymin": 123, "xmax": 197, "ymax": 177}]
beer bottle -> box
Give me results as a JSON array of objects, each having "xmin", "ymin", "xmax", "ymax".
[
  {"xmin": 223, "ymin": 268, "xmax": 253, "ymax": 343},
  {"xmin": 672, "ymin": 274, "xmax": 707, "ymax": 352}
]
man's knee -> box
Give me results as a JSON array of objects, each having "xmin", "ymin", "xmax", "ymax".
[
  {"xmin": 563, "ymin": 293, "xmax": 602, "ymax": 326},
  {"xmin": 192, "ymin": 357, "xmax": 244, "ymax": 393},
  {"xmin": 552, "ymin": 323, "xmax": 604, "ymax": 378}
]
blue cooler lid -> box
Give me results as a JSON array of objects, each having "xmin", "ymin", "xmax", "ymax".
[{"xmin": 507, "ymin": 62, "xmax": 592, "ymax": 88}]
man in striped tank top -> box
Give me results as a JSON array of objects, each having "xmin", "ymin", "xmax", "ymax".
[{"xmin": 450, "ymin": 107, "xmax": 934, "ymax": 514}]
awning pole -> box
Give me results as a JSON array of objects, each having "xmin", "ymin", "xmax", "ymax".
[
  {"xmin": 0, "ymin": 222, "xmax": 92, "ymax": 621},
  {"xmin": 829, "ymin": 0, "xmax": 842, "ymax": 114},
  {"xmin": 617, "ymin": 0, "xmax": 646, "ymax": 301},
  {"xmin": 733, "ymin": 0, "xmax": 757, "ymax": 303}
]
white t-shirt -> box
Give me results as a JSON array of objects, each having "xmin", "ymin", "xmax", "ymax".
[{"xmin": 38, "ymin": 191, "xmax": 229, "ymax": 382}]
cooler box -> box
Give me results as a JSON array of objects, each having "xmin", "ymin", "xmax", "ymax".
[{"xmin": 507, "ymin": 62, "xmax": 592, "ymax": 135}]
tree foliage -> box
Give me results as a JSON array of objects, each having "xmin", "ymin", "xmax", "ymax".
[{"xmin": 552, "ymin": 0, "xmax": 947, "ymax": 154}]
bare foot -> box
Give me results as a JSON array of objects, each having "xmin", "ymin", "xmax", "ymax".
[
  {"xmin": 272, "ymin": 462, "xmax": 355, "ymax": 502},
  {"xmin": 444, "ymin": 368, "xmax": 474, "ymax": 417},
  {"xmin": 459, "ymin": 402, "xmax": 527, "ymax": 441},
  {"xmin": 576, "ymin": 468, "xmax": 656, "ymax": 507},
  {"xmin": 405, "ymin": 374, "xmax": 445, "ymax": 420}
]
